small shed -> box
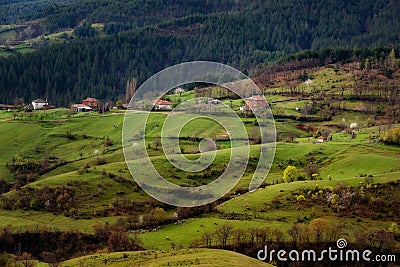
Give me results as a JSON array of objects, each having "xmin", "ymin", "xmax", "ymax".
[{"xmin": 317, "ymin": 136, "xmax": 325, "ymax": 143}]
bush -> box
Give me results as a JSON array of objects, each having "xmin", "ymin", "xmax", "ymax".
[
  {"xmin": 304, "ymin": 163, "xmax": 320, "ymax": 179},
  {"xmin": 96, "ymin": 157, "xmax": 107, "ymax": 165},
  {"xmin": 103, "ymin": 136, "xmax": 113, "ymax": 147},
  {"xmin": 142, "ymin": 207, "xmax": 170, "ymax": 226},
  {"xmin": 382, "ymin": 127, "xmax": 400, "ymax": 145},
  {"xmin": 283, "ymin": 166, "xmax": 297, "ymax": 182}
]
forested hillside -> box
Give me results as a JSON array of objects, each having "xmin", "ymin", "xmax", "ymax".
[
  {"xmin": 43, "ymin": 0, "xmax": 247, "ymax": 32},
  {"xmin": 0, "ymin": 0, "xmax": 79, "ymax": 24},
  {"xmin": 1, "ymin": 0, "xmax": 400, "ymax": 106}
]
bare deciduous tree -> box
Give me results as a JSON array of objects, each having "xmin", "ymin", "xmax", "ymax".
[
  {"xmin": 215, "ymin": 223, "xmax": 234, "ymax": 248},
  {"xmin": 288, "ymin": 223, "xmax": 302, "ymax": 246},
  {"xmin": 200, "ymin": 231, "xmax": 214, "ymax": 247},
  {"xmin": 310, "ymin": 218, "xmax": 329, "ymax": 243}
]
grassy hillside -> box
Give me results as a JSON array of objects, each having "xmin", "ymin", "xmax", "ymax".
[
  {"xmin": 61, "ymin": 249, "xmax": 273, "ymax": 267},
  {"xmin": 0, "ymin": 62, "xmax": 399, "ymax": 264}
]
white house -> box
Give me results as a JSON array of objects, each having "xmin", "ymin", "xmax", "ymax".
[
  {"xmin": 152, "ymin": 99, "xmax": 173, "ymax": 110},
  {"xmin": 32, "ymin": 99, "xmax": 48, "ymax": 110},
  {"xmin": 317, "ymin": 136, "xmax": 325, "ymax": 143}
]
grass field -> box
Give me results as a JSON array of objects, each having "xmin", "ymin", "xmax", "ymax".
[
  {"xmin": 0, "ymin": 110, "xmax": 398, "ymax": 236},
  {"xmin": 62, "ymin": 249, "xmax": 273, "ymax": 267},
  {"xmin": 0, "ymin": 64, "xmax": 399, "ymax": 264}
]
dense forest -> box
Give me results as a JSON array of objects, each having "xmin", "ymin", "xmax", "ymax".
[
  {"xmin": 1, "ymin": 0, "xmax": 400, "ymax": 106},
  {"xmin": 0, "ymin": 0, "xmax": 79, "ymax": 24},
  {"xmin": 43, "ymin": 0, "xmax": 247, "ymax": 32}
]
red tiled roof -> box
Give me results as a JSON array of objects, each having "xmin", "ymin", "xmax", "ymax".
[
  {"xmin": 83, "ymin": 98, "xmax": 99, "ymax": 102},
  {"xmin": 246, "ymin": 95, "xmax": 265, "ymax": 101},
  {"xmin": 318, "ymin": 136, "xmax": 325, "ymax": 139},
  {"xmin": 153, "ymin": 99, "xmax": 173, "ymax": 105}
]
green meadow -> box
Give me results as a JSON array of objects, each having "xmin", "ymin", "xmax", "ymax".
[{"xmin": 0, "ymin": 64, "xmax": 399, "ymax": 265}]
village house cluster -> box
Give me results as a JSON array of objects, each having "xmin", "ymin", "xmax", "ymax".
[{"xmin": 71, "ymin": 98, "xmax": 99, "ymax": 112}]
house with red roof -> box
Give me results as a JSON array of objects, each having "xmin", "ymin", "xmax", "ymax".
[
  {"xmin": 82, "ymin": 98, "xmax": 99, "ymax": 110},
  {"xmin": 152, "ymin": 99, "xmax": 173, "ymax": 110},
  {"xmin": 240, "ymin": 95, "xmax": 267, "ymax": 111}
]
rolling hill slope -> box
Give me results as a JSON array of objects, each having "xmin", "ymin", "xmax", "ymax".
[{"xmin": 61, "ymin": 249, "xmax": 274, "ymax": 267}]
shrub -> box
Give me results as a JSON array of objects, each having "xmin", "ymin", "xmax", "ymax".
[
  {"xmin": 304, "ymin": 163, "xmax": 320, "ymax": 179},
  {"xmin": 96, "ymin": 157, "xmax": 107, "ymax": 165},
  {"xmin": 283, "ymin": 166, "xmax": 297, "ymax": 182},
  {"xmin": 103, "ymin": 136, "xmax": 113, "ymax": 147},
  {"xmin": 382, "ymin": 127, "xmax": 400, "ymax": 145}
]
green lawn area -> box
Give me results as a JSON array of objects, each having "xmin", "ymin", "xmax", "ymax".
[{"xmin": 0, "ymin": 121, "xmax": 45, "ymax": 179}]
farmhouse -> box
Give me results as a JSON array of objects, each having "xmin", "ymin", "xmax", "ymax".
[
  {"xmin": 71, "ymin": 104, "xmax": 92, "ymax": 113},
  {"xmin": 152, "ymin": 99, "xmax": 173, "ymax": 110},
  {"xmin": 82, "ymin": 98, "xmax": 99, "ymax": 110},
  {"xmin": 317, "ymin": 136, "xmax": 325, "ymax": 143},
  {"xmin": 32, "ymin": 99, "xmax": 48, "ymax": 110},
  {"xmin": 240, "ymin": 95, "xmax": 267, "ymax": 111},
  {"xmin": 0, "ymin": 104, "xmax": 16, "ymax": 110}
]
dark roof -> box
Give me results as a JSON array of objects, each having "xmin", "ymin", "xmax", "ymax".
[{"xmin": 32, "ymin": 99, "xmax": 47, "ymax": 103}]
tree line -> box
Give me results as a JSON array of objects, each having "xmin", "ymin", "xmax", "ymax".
[
  {"xmin": 1, "ymin": 0, "xmax": 400, "ymax": 106},
  {"xmin": 0, "ymin": 218, "xmax": 141, "ymax": 265}
]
